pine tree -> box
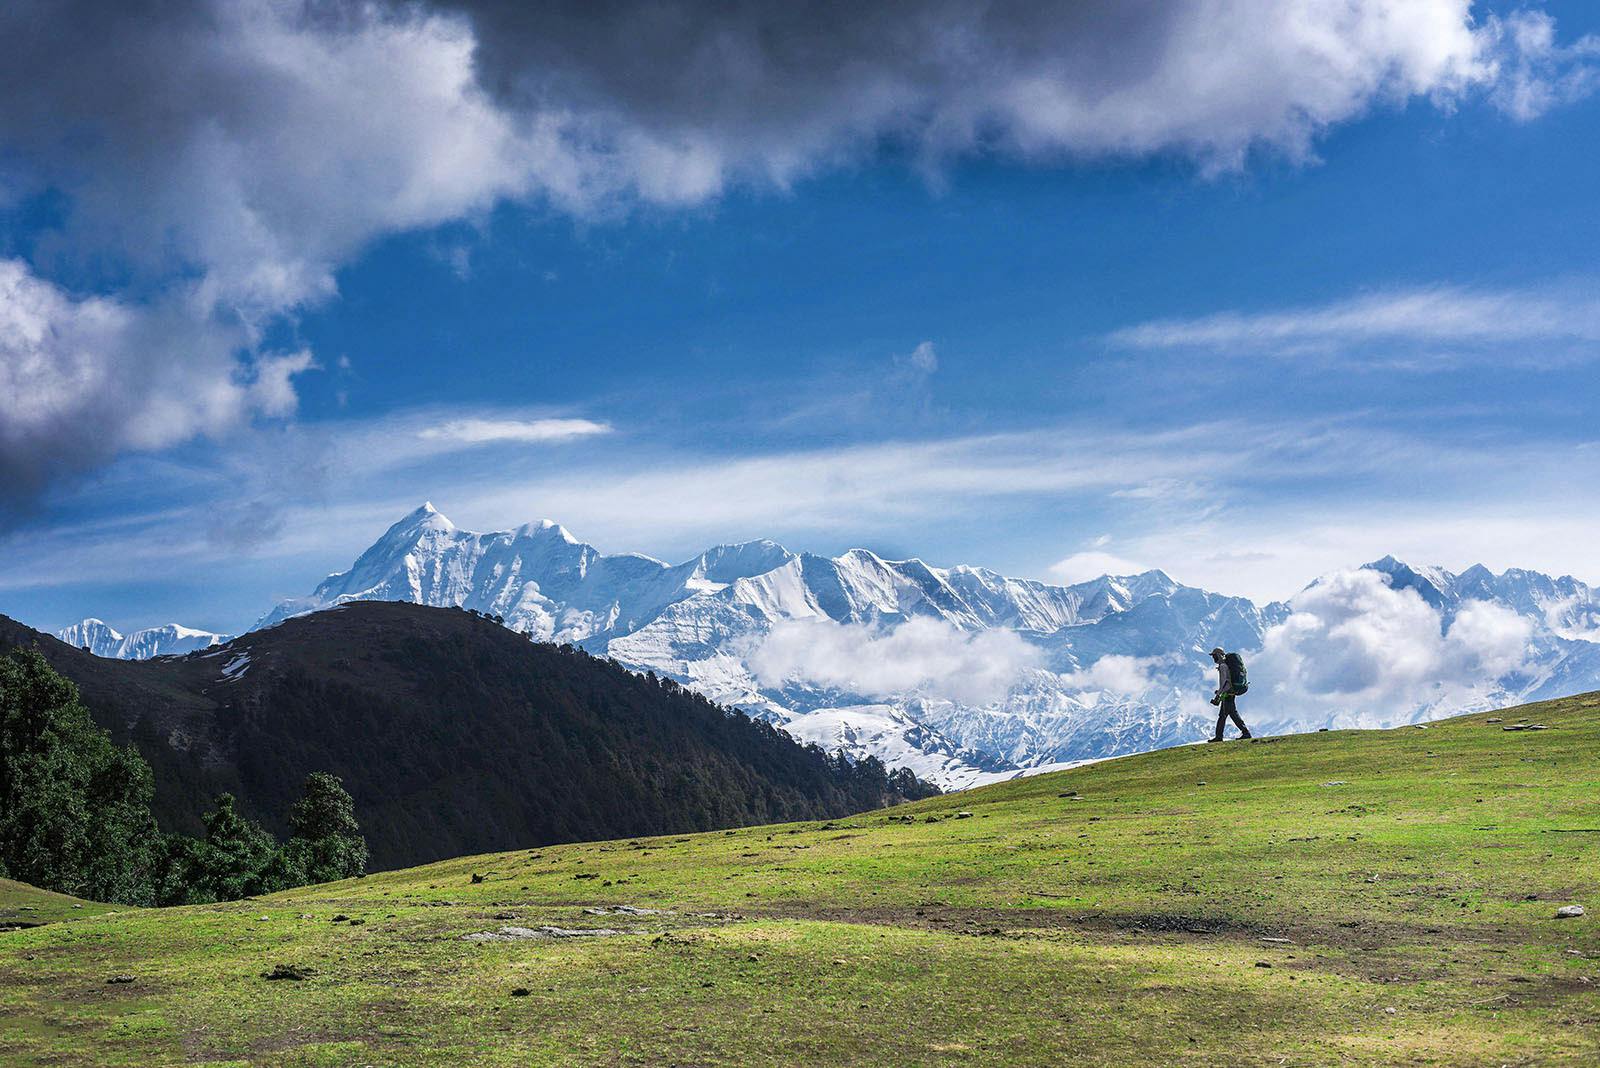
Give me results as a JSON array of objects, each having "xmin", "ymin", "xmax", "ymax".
[
  {"xmin": 194, "ymin": 793, "xmax": 277, "ymax": 900},
  {"xmin": 276, "ymin": 772, "xmax": 368, "ymax": 885},
  {"xmin": 0, "ymin": 649, "xmax": 164, "ymax": 903}
]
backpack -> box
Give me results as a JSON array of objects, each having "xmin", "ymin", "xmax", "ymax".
[{"xmin": 1224, "ymin": 652, "xmax": 1248, "ymax": 694}]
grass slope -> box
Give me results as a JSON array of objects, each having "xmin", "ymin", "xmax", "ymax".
[
  {"xmin": 0, "ymin": 880, "xmax": 118, "ymax": 928},
  {"xmin": 2, "ymin": 694, "xmax": 1598, "ymax": 1066}
]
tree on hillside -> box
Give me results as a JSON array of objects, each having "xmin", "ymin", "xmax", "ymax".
[
  {"xmin": 2, "ymin": 649, "xmax": 372, "ymax": 904},
  {"xmin": 0, "ymin": 648, "xmax": 164, "ymax": 904},
  {"xmin": 890, "ymin": 766, "xmax": 941, "ymax": 801},
  {"xmin": 193, "ymin": 793, "xmax": 279, "ymax": 901},
  {"xmin": 269, "ymin": 772, "xmax": 369, "ymax": 886}
]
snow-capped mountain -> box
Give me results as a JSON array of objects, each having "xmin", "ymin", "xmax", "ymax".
[
  {"xmin": 73, "ymin": 503, "xmax": 1600, "ymax": 788},
  {"xmin": 55, "ymin": 618, "xmax": 228, "ymax": 660},
  {"xmin": 247, "ymin": 505, "xmax": 1278, "ymax": 785}
]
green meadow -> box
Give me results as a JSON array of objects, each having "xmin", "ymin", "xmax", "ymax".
[{"xmin": 3, "ymin": 694, "xmax": 1597, "ymax": 1066}]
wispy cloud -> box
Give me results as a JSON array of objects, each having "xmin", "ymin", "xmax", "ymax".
[
  {"xmin": 748, "ymin": 617, "xmax": 1042, "ymax": 706},
  {"xmin": 1107, "ymin": 283, "xmax": 1600, "ymax": 365},
  {"xmin": 1049, "ymin": 551, "xmax": 1148, "ymax": 584},
  {"xmin": 6, "ymin": 405, "xmax": 1600, "ymax": 624},
  {"xmin": 418, "ymin": 417, "xmax": 613, "ymax": 446},
  {"xmin": 1484, "ymin": 10, "xmax": 1600, "ymax": 121}
]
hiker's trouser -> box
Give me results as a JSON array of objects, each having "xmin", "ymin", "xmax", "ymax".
[{"xmin": 1214, "ymin": 693, "xmax": 1249, "ymax": 739}]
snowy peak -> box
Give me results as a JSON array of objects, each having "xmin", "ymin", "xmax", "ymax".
[
  {"xmin": 53, "ymin": 509, "xmax": 1600, "ymax": 792},
  {"xmin": 259, "ymin": 508, "xmax": 1242, "ymax": 651},
  {"xmin": 1357, "ymin": 557, "xmax": 1599, "ymax": 623},
  {"xmin": 389, "ymin": 500, "xmax": 455, "ymax": 536},
  {"xmin": 56, "ymin": 618, "xmax": 122, "ymax": 654},
  {"xmin": 56, "ymin": 618, "xmax": 228, "ymax": 660},
  {"xmin": 1362, "ymin": 555, "xmax": 1454, "ymax": 607}
]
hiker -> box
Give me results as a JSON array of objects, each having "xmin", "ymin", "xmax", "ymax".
[{"xmin": 1208, "ymin": 647, "xmax": 1252, "ymax": 741}]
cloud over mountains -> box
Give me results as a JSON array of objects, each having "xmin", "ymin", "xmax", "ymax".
[{"xmin": 3, "ymin": 0, "xmax": 1597, "ymax": 504}]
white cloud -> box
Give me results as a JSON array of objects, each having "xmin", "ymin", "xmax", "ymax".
[
  {"xmin": 1058, "ymin": 654, "xmax": 1157, "ymax": 696},
  {"xmin": 249, "ymin": 351, "xmax": 319, "ymax": 419},
  {"xmin": 4, "ymin": 0, "xmax": 1594, "ymax": 495},
  {"xmin": 1542, "ymin": 594, "xmax": 1600, "ymax": 644},
  {"xmin": 1483, "ymin": 10, "xmax": 1600, "ymax": 121},
  {"xmin": 1252, "ymin": 568, "xmax": 1531, "ymax": 724},
  {"xmin": 1050, "ymin": 551, "xmax": 1148, "ymax": 584},
  {"xmin": 1107, "ymin": 283, "xmax": 1600, "ymax": 358},
  {"xmin": 747, "ymin": 616, "xmax": 1042, "ymax": 706},
  {"xmin": 1125, "ymin": 501, "xmax": 1600, "ymax": 604},
  {"xmin": 418, "ymin": 418, "xmax": 613, "ymax": 446},
  {"xmin": 0, "ymin": 260, "xmax": 315, "ymax": 499},
  {"xmin": 906, "ymin": 341, "xmax": 938, "ymax": 374}
]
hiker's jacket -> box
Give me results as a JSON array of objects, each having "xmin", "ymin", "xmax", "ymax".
[{"xmin": 1215, "ymin": 658, "xmax": 1233, "ymax": 694}]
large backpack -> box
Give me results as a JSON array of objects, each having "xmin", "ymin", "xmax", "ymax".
[{"xmin": 1224, "ymin": 652, "xmax": 1248, "ymax": 694}]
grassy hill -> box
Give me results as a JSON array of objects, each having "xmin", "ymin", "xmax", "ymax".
[
  {"xmin": 2, "ymin": 693, "xmax": 1598, "ymax": 1066},
  {"xmin": 0, "ymin": 880, "xmax": 119, "ymax": 929}
]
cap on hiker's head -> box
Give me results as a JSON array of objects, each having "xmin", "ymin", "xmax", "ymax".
[{"xmin": 1210, "ymin": 647, "xmax": 1225, "ymax": 658}]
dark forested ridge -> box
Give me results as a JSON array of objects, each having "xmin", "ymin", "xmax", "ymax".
[{"xmin": 0, "ymin": 602, "xmax": 934, "ymax": 870}]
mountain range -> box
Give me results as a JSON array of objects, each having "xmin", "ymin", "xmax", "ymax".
[
  {"xmin": 56, "ymin": 618, "xmax": 228, "ymax": 660},
  {"xmin": 60, "ymin": 503, "xmax": 1600, "ymax": 788}
]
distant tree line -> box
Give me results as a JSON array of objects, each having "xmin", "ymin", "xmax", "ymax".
[{"xmin": 0, "ymin": 649, "xmax": 367, "ymax": 906}]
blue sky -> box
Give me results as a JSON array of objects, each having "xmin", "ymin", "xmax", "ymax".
[{"xmin": 3, "ymin": 1, "xmax": 1600, "ymax": 634}]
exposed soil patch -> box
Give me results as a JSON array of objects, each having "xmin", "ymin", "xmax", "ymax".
[
  {"xmin": 737, "ymin": 902, "xmax": 1538, "ymax": 955},
  {"xmin": 743, "ymin": 902, "xmax": 1270, "ymax": 939}
]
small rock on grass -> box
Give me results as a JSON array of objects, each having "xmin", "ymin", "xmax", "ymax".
[
  {"xmin": 261, "ymin": 963, "xmax": 313, "ymax": 981},
  {"xmin": 105, "ymin": 975, "xmax": 135, "ymax": 984},
  {"xmin": 1556, "ymin": 905, "xmax": 1586, "ymax": 919},
  {"xmin": 510, "ymin": 987, "xmax": 531, "ymax": 997},
  {"xmin": 955, "ymin": 811, "xmax": 973, "ymax": 819}
]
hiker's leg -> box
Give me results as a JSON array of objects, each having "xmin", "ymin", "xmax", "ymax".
[
  {"xmin": 1224, "ymin": 695, "xmax": 1250, "ymax": 737},
  {"xmin": 1213, "ymin": 701, "xmax": 1229, "ymax": 740}
]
